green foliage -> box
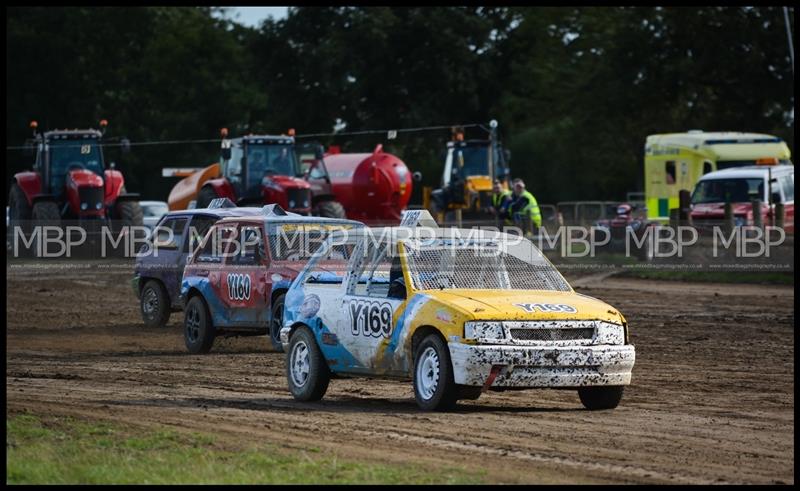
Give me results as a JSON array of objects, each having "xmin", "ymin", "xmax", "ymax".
[
  {"xmin": 6, "ymin": 7, "xmax": 794, "ymax": 202},
  {"xmin": 6, "ymin": 413, "xmax": 486, "ymax": 484}
]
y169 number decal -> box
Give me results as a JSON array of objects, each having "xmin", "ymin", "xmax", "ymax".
[
  {"xmin": 227, "ymin": 274, "xmax": 251, "ymax": 301},
  {"xmin": 515, "ymin": 303, "xmax": 577, "ymax": 313},
  {"xmin": 349, "ymin": 300, "xmax": 393, "ymax": 338}
]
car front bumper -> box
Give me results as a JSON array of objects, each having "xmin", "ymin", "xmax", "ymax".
[{"xmin": 448, "ymin": 342, "xmax": 635, "ymax": 388}]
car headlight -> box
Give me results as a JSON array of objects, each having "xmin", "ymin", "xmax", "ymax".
[
  {"xmin": 464, "ymin": 321, "xmax": 506, "ymax": 342},
  {"xmin": 594, "ymin": 321, "xmax": 625, "ymax": 345}
]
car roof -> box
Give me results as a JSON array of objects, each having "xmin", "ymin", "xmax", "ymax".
[
  {"xmin": 699, "ymin": 165, "xmax": 794, "ymax": 181},
  {"xmin": 214, "ymin": 214, "xmax": 363, "ymax": 226},
  {"xmin": 160, "ymin": 206, "xmax": 266, "ymax": 220}
]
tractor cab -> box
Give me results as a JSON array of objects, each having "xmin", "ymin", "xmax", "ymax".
[
  {"xmin": 37, "ymin": 130, "xmax": 106, "ymax": 198},
  {"xmin": 215, "ymin": 130, "xmax": 312, "ymax": 214},
  {"xmin": 432, "ymin": 120, "xmax": 510, "ymax": 217}
]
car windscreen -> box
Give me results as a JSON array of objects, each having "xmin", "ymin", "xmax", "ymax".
[
  {"xmin": 267, "ymin": 222, "xmax": 360, "ymax": 261},
  {"xmin": 691, "ymin": 178, "xmax": 765, "ymax": 204},
  {"xmin": 247, "ymin": 143, "xmax": 300, "ymax": 181},
  {"xmin": 403, "ymin": 238, "xmax": 571, "ymax": 291}
]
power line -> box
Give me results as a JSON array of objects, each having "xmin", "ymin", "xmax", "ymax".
[{"xmin": 5, "ymin": 122, "xmax": 492, "ymax": 150}]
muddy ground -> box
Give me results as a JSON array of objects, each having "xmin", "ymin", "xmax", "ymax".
[{"xmin": 5, "ymin": 261, "xmax": 794, "ymax": 484}]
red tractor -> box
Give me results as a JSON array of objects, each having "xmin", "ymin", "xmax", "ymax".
[
  {"xmin": 167, "ymin": 129, "xmax": 346, "ymax": 218},
  {"xmin": 8, "ymin": 120, "xmax": 143, "ymax": 226}
]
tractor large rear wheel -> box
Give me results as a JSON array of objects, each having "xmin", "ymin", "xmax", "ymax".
[
  {"xmin": 115, "ymin": 200, "xmax": 144, "ymax": 227},
  {"xmin": 8, "ymin": 183, "xmax": 32, "ymax": 224},
  {"xmin": 31, "ymin": 200, "xmax": 61, "ymax": 223},
  {"xmin": 314, "ymin": 200, "xmax": 346, "ymax": 219},
  {"xmin": 196, "ymin": 186, "xmax": 219, "ymax": 209}
]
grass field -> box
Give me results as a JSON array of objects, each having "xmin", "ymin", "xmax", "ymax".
[{"xmin": 6, "ymin": 412, "xmax": 486, "ymax": 484}]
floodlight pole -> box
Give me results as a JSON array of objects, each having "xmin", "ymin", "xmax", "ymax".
[{"xmin": 784, "ymin": 7, "xmax": 794, "ymax": 77}]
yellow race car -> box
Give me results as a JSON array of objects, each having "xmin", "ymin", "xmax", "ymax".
[{"xmin": 281, "ymin": 211, "xmax": 635, "ymax": 411}]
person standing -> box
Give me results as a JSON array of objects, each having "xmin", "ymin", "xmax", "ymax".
[
  {"xmin": 490, "ymin": 179, "xmax": 512, "ymax": 226},
  {"xmin": 508, "ymin": 178, "xmax": 542, "ymax": 237}
]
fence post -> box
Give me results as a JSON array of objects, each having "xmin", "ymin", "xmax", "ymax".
[
  {"xmin": 678, "ymin": 189, "xmax": 692, "ymax": 226},
  {"xmin": 724, "ymin": 200, "xmax": 734, "ymax": 233},
  {"xmin": 751, "ymin": 199, "xmax": 762, "ymax": 229},
  {"xmin": 775, "ymin": 203, "xmax": 785, "ymax": 229}
]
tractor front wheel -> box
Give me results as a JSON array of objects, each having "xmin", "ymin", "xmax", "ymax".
[
  {"xmin": 196, "ymin": 186, "xmax": 219, "ymax": 209},
  {"xmin": 314, "ymin": 200, "xmax": 346, "ymax": 219},
  {"xmin": 115, "ymin": 200, "xmax": 144, "ymax": 227},
  {"xmin": 31, "ymin": 200, "xmax": 61, "ymax": 223}
]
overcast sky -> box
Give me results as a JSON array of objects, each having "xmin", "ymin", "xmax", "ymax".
[{"xmin": 220, "ymin": 6, "xmax": 289, "ymax": 27}]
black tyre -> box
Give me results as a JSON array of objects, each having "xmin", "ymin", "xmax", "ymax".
[
  {"xmin": 31, "ymin": 200, "xmax": 60, "ymax": 222},
  {"xmin": 457, "ymin": 385, "xmax": 482, "ymax": 401},
  {"xmin": 578, "ymin": 386, "xmax": 624, "ymax": 410},
  {"xmin": 196, "ymin": 186, "xmax": 219, "ymax": 209},
  {"xmin": 413, "ymin": 334, "xmax": 458, "ymax": 411},
  {"xmin": 115, "ymin": 200, "xmax": 144, "ymax": 227},
  {"xmin": 184, "ymin": 295, "xmax": 215, "ymax": 354},
  {"xmin": 286, "ymin": 326, "xmax": 330, "ymax": 402},
  {"xmin": 140, "ymin": 280, "xmax": 171, "ymax": 328},
  {"xmin": 270, "ymin": 294, "xmax": 286, "ymax": 352},
  {"xmin": 8, "ymin": 183, "xmax": 32, "ymax": 224},
  {"xmin": 314, "ymin": 200, "xmax": 347, "ymax": 219}
]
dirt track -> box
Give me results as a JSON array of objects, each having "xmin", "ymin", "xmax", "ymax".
[{"xmin": 6, "ymin": 262, "xmax": 795, "ymax": 484}]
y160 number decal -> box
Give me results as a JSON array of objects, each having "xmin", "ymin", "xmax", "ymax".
[
  {"xmin": 227, "ymin": 274, "xmax": 251, "ymax": 301},
  {"xmin": 515, "ymin": 303, "xmax": 577, "ymax": 313},
  {"xmin": 349, "ymin": 300, "xmax": 393, "ymax": 338}
]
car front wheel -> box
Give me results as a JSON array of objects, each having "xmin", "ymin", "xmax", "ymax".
[
  {"xmin": 140, "ymin": 280, "xmax": 171, "ymax": 328},
  {"xmin": 413, "ymin": 334, "xmax": 458, "ymax": 411},
  {"xmin": 578, "ymin": 386, "xmax": 624, "ymax": 410}
]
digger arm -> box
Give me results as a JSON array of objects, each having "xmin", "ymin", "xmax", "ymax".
[{"xmin": 165, "ymin": 163, "xmax": 221, "ymax": 210}]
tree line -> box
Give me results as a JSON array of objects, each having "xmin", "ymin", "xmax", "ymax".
[{"xmin": 6, "ymin": 6, "xmax": 794, "ymax": 204}]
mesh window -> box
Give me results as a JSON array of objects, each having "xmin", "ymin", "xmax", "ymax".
[{"xmin": 405, "ymin": 243, "xmax": 570, "ymax": 292}]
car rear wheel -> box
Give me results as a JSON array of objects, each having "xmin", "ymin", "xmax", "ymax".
[
  {"xmin": 184, "ymin": 295, "xmax": 215, "ymax": 354},
  {"xmin": 413, "ymin": 334, "xmax": 458, "ymax": 411},
  {"xmin": 578, "ymin": 386, "xmax": 624, "ymax": 410},
  {"xmin": 286, "ymin": 326, "xmax": 330, "ymax": 402},
  {"xmin": 140, "ymin": 280, "xmax": 171, "ymax": 328},
  {"xmin": 270, "ymin": 294, "xmax": 285, "ymax": 352}
]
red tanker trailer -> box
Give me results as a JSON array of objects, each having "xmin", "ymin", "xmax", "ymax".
[{"xmin": 308, "ymin": 144, "xmax": 414, "ymax": 224}]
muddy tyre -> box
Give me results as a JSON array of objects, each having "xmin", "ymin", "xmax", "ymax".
[
  {"xmin": 286, "ymin": 326, "xmax": 330, "ymax": 402},
  {"xmin": 270, "ymin": 294, "xmax": 285, "ymax": 352},
  {"xmin": 115, "ymin": 200, "xmax": 144, "ymax": 227},
  {"xmin": 578, "ymin": 386, "xmax": 624, "ymax": 410},
  {"xmin": 196, "ymin": 186, "xmax": 219, "ymax": 209},
  {"xmin": 31, "ymin": 200, "xmax": 60, "ymax": 223},
  {"xmin": 314, "ymin": 200, "xmax": 346, "ymax": 219},
  {"xmin": 184, "ymin": 295, "xmax": 215, "ymax": 354},
  {"xmin": 8, "ymin": 183, "xmax": 32, "ymax": 224},
  {"xmin": 457, "ymin": 385, "xmax": 483, "ymax": 401},
  {"xmin": 140, "ymin": 280, "xmax": 171, "ymax": 328},
  {"xmin": 413, "ymin": 334, "xmax": 458, "ymax": 411}
]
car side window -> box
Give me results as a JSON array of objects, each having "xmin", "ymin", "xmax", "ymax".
[
  {"xmin": 195, "ymin": 225, "xmax": 235, "ymax": 263},
  {"xmin": 349, "ymin": 241, "xmax": 396, "ymax": 298},
  {"xmin": 185, "ymin": 216, "xmax": 217, "ymax": 253},
  {"xmin": 154, "ymin": 218, "xmax": 187, "ymax": 250},
  {"xmin": 231, "ymin": 225, "xmax": 265, "ymax": 265}
]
